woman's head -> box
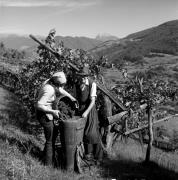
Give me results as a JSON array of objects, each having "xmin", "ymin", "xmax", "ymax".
[
  {"xmin": 78, "ymin": 76, "xmax": 88, "ymax": 84},
  {"xmin": 76, "ymin": 66, "xmax": 90, "ymax": 84}
]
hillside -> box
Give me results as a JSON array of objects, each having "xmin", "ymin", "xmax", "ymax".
[
  {"xmin": 0, "ymin": 34, "xmax": 37, "ymax": 50},
  {"xmin": 126, "ymin": 20, "xmax": 178, "ymax": 40},
  {"xmin": 0, "ymin": 34, "xmax": 102, "ymax": 51},
  {"xmin": 90, "ymin": 20, "xmax": 178, "ymax": 63},
  {"xmin": 0, "ymin": 86, "xmax": 178, "ymax": 180},
  {"xmin": 55, "ymin": 36, "xmax": 102, "ymax": 50}
]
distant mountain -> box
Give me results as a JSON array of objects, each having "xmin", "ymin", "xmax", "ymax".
[
  {"xmin": 95, "ymin": 33, "xmax": 119, "ymax": 42},
  {"xmin": 54, "ymin": 36, "xmax": 102, "ymax": 51},
  {"xmin": 90, "ymin": 20, "xmax": 178, "ymax": 62},
  {"xmin": 0, "ymin": 34, "xmax": 102, "ymax": 51},
  {"xmin": 0, "ymin": 34, "xmax": 36, "ymax": 50}
]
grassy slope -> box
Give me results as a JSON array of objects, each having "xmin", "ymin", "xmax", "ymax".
[
  {"xmin": 0, "ymin": 81, "xmax": 178, "ymax": 179},
  {"xmin": 103, "ymin": 54, "xmax": 178, "ymax": 85},
  {"xmin": 103, "ymin": 138, "xmax": 178, "ymax": 180},
  {"xmin": 0, "ymin": 86, "xmax": 101, "ymax": 180},
  {"xmin": 1, "ymin": 125, "xmax": 178, "ymax": 180},
  {"xmin": 0, "ymin": 53, "xmax": 178, "ymax": 179}
]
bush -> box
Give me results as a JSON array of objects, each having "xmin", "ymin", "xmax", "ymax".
[{"xmin": 0, "ymin": 42, "xmax": 26, "ymax": 63}]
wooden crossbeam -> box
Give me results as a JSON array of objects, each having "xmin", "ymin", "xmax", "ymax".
[
  {"xmin": 107, "ymin": 111, "xmax": 128, "ymax": 125},
  {"xmin": 107, "ymin": 103, "xmax": 147, "ymax": 125},
  {"xmin": 124, "ymin": 114, "xmax": 178, "ymax": 135}
]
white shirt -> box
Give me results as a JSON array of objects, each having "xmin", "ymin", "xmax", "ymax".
[
  {"xmin": 84, "ymin": 78, "xmax": 97, "ymax": 97},
  {"xmin": 36, "ymin": 79, "xmax": 64, "ymax": 120}
]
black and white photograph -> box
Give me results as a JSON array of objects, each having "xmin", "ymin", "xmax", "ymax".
[{"xmin": 0, "ymin": 0, "xmax": 178, "ymax": 179}]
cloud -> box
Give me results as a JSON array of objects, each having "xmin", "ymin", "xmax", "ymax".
[{"xmin": 0, "ymin": 0, "xmax": 100, "ymax": 8}]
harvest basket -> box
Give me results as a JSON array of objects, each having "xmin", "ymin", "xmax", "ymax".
[{"xmin": 60, "ymin": 116, "xmax": 86, "ymax": 171}]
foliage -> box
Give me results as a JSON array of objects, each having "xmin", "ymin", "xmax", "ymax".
[
  {"xmin": 54, "ymin": 97, "xmax": 76, "ymax": 120},
  {"xmin": 114, "ymin": 71, "xmax": 177, "ymax": 107},
  {"xmin": 0, "ymin": 42, "xmax": 26, "ymax": 62},
  {"xmin": 111, "ymin": 70, "xmax": 178, "ymax": 130},
  {"xmin": 15, "ymin": 31, "xmax": 105, "ymax": 116},
  {"xmin": 1, "ymin": 30, "xmax": 177, "ymax": 135}
]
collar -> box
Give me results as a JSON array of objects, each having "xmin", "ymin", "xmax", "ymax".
[{"xmin": 85, "ymin": 78, "xmax": 89, "ymax": 86}]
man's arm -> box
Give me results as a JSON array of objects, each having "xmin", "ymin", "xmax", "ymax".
[
  {"xmin": 36, "ymin": 85, "xmax": 60, "ymax": 118},
  {"xmin": 58, "ymin": 87, "xmax": 76, "ymax": 101}
]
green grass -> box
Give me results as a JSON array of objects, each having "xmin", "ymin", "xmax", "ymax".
[
  {"xmin": 1, "ymin": 53, "xmax": 178, "ymax": 179},
  {"xmin": 0, "ymin": 87, "xmax": 102, "ymax": 179},
  {"xmin": 1, "ymin": 120, "xmax": 178, "ymax": 180},
  {"xmin": 0, "ymin": 123, "xmax": 103, "ymax": 180},
  {"xmin": 101, "ymin": 137, "xmax": 178, "ymax": 180}
]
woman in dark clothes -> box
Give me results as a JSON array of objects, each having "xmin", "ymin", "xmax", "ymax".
[{"xmin": 75, "ymin": 66, "xmax": 103, "ymax": 162}]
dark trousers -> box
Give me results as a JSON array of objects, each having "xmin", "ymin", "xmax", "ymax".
[{"xmin": 37, "ymin": 111, "xmax": 59, "ymax": 166}]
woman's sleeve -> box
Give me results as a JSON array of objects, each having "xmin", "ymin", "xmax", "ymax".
[{"xmin": 90, "ymin": 82, "xmax": 97, "ymax": 97}]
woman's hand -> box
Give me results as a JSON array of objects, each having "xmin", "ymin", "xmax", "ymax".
[
  {"xmin": 73, "ymin": 99, "xmax": 79, "ymax": 109},
  {"xmin": 52, "ymin": 110, "xmax": 60, "ymax": 119},
  {"xmin": 82, "ymin": 111, "xmax": 88, "ymax": 118}
]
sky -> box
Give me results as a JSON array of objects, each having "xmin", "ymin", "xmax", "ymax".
[{"xmin": 0, "ymin": 0, "xmax": 178, "ymax": 38}]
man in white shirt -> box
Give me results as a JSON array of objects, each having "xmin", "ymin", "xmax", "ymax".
[{"xmin": 36, "ymin": 71, "xmax": 77, "ymax": 166}]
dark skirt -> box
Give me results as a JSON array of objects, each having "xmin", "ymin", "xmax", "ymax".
[{"xmin": 83, "ymin": 105, "xmax": 100, "ymax": 144}]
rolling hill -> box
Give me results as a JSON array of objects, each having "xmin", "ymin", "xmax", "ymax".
[
  {"xmin": 0, "ymin": 34, "xmax": 103, "ymax": 51},
  {"xmin": 54, "ymin": 36, "xmax": 102, "ymax": 50},
  {"xmin": 0, "ymin": 20, "xmax": 178, "ymax": 64},
  {"xmin": 90, "ymin": 20, "xmax": 178, "ymax": 63}
]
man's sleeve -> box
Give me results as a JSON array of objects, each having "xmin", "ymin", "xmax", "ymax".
[
  {"xmin": 37, "ymin": 85, "xmax": 54, "ymax": 105},
  {"xmin": 90, "ymin": 82, "xmax": 97, "ymax": 97}
]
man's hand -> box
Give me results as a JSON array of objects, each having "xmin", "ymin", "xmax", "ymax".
[
  {"xmin": 82, "ymin": 111, "xmax": 88, "ymax": 118},
  {"xmin": 52, "ymin": 110, "xmax": 60, "ymax": 119}
]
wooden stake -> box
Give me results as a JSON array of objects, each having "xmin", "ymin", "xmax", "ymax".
[{"xmin": 145, "ymin": 106, "xmax": 153, "ymax": 163}]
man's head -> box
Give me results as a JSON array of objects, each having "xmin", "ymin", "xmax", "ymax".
[{"xmin": 50, "ymin": 71, "xmax": 67, "ymax": 87}]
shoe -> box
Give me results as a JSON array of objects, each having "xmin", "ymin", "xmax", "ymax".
[
  {"xmin": 84, "ymin": 153, "xmax": 94, "ymax": 161},
  {"xmin": 84, "ymin": 153, "xmax": 96, "ymax": 166},
  {"xmin": 94, "ymin": 158, "xmax": 104, "ymax": 166}
]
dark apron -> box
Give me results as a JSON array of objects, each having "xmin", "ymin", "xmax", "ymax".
[{"xmin": 75, "ymin": 81, "xmax": 100, "ymax": 144}]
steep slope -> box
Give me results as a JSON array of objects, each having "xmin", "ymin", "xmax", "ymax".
[
  {"xmin": 90, "ymin": 20, "xmax": 178, "ymax": 62},
  {"xmin": 126, "ymin": 20, "xmax": 178, "ymax": 41},
  {"xmin": 125, "ymin": 20, "xmax": 178, "ymax": 54}
]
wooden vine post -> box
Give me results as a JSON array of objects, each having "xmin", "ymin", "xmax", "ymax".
[
  {"xmin": 103, "ymin": 95, "xmax": 113, "ymax": 150},
  {"xmin": 145, "ymin": 106, "xmax": 153, "ymax": 163}
]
